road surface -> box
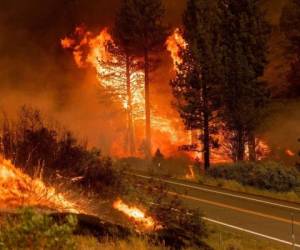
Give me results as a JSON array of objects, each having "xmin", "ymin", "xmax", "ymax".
[{"xmin": 132, "ymin": 173, "xmax": 300, "ymax": 248}]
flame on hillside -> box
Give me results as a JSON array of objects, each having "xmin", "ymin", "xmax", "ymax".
[
  {"xmin": 113, "ymin": 198, "xmax": 159, "ymax": 230},
  {"xmin": 0, "ymin": 157, "xmax": 80, "ymax": 213}
]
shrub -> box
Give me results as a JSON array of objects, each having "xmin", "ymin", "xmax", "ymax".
[
  {"xmin": 207, "ymin": 162, "xmax": 300, "ymax": 192},
  {"xmin": 151, "ymin": 204, "xmax": 211, "ymax": 250},
  {"xmin": 0, "ymin": 208, "xmax": 77, "ymax": 250},
  {"xmin": 77, "ymin": 149, "xmax": 123, "ymax": 197},
  {"xmin": 0, "ymin": 106, "xmax": 123, "ymax": 197},
  {"xmin": 125, "ymin": 176, "xmax": 211, "ymax": 249}
]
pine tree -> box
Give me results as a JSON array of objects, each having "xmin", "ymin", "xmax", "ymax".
[
  {"xmin": 171, "ymin": 0, "xmax": 223, "ymax": 170},
  {"xmin": 220, "ymin": 0, "xmax": 270, "ymax": 161},
  {"xmin": 113, "ymin": 0, "xmax": 167, "ymax": 158}
]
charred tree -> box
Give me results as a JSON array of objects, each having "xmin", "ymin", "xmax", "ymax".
[{"xmin": 114, "ymin": 0, "xmax": 167, "ymax": 158}]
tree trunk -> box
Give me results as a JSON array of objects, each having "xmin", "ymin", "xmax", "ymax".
[
  {"xmin": 236, "ymin": 128, "xmax": 245, "ymax": 161},
  {"xmin": 248, "ymin": 132, "xmax": 256, "ymax": 161},
  {"xmin": 126, "ymin": 54, "xmax": 136, "ymax": 156},
  {"xmin": 144, "ymin": 49, "xmax": 151, "ymax": 158},
  {"xmin": 202, "ymin": 81, "xmax": 210, "ymax": 170}
]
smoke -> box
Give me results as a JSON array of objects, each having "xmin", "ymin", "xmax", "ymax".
[
  {"xmin": 0, "ymin": 0, "xmax": 122, "ymax": 150},
  {"xmin": 0, "ymin": 0, "xmax": 186, "ymax": 155},
  {"xmin": 262, "ymin": 100, "xmax": 300, "ymax": 164},
  {"xmin": 0, "ymin": 0, "xmax": 297, "ymax": 159}
]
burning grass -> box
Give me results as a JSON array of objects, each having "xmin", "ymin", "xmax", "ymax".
[
  {"xmin": 113, "ymin": 198, "xmax": 160, "ymax": 231},
  {"xmin": 0, "ymin": 157, "xmax": 81, "ymax": 213}
]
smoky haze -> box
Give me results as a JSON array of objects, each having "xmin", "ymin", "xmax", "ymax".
[
  {"xmin": 0, "ymin": 0, "xmax": 299, "ymax": 157},
  {"xmin": 0, "ymin": 0, "xmax": 185, "ymax": 154}
]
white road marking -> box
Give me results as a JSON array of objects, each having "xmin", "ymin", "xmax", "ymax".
[
  {"xmin": 203, "ymin": 217, "xmax": 300, "ymax": 248},
  {"xmin": 131, "ymin": 173, "xmax": 300, "ymax": 212},
  {"xmin": 149, "ymin": 200, "xmax": 300, "ymax": 247}
]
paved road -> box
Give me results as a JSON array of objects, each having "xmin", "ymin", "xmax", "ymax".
[{"xmin": 132, "ymin": 173, "xmax": 300, "ymax": 248}]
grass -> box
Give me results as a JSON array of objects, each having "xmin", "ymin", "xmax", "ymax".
[
  {"xmin": 74, "ymin": 236, "xmax": 168, "ymax": 250},
  {"xmin": 74, "ymin": 223, "xmax": 291, "ymax": 250},
  {"xmin": 206, "ymin": 222, "xmax": 291, "ymax": 250},
  {"xmin": 196, "ymin": 175, "xmax": 300, "ymax": 203},
  {"xmin": 141, "ymin": 161, "xmax": 300, "ymax": 204}
]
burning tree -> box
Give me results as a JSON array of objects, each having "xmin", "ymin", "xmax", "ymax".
[
  {"xmin": 170, "ymin": 0, "xmax": 223, "ymax": 170},
  {"xmin": 97, "ymin": 41, "xmax": 143, "ymax": 156},
  {"xmin": 114, "ymin": 0, "xmax": 168, "ymax": 158},
  {"xmin": 111, "ymin": 0, "xmax": 146, "ymax": 156},
  {"xmin": 62, "ymin": 26, "xmax": 187, "ymax": 158},
  {"xmin": 62, "ymin": 27, "xmax": 146, "ymax": 156}
]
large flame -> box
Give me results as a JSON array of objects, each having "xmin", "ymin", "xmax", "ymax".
[
  {"xmin": 0, "ymin": 157, "xmax": 80, "ymax": 213},
  {"xmin": 113, "ymin": 198, "xmax": 158, "ymax": 230},
  {"xmin": 166, "ymin": 28, "xmax": 187, "ymax": 71},
  {"xmin": 61, "ymin": 26, "xmax": 190, "ymax": 157},
  {"xmin": 62, "ymin": 26, "xmax": 271, "ymax": 162}
]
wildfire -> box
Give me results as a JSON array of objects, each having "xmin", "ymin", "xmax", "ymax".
[
  {"xmin": 166, "ymin": 30, "xmax": 272, "ymax": 163},
  {"xmin": 61, "ymin": 26, "xmax": 271, "ymax": 161},
  {"xmin": 0, "ymin": 157, "xmax": 80, "ymax": 213},
  {"xmin": 61, "ymin": 27, "xmax": 144, "ymax": 113},
  {"xmin": 166, "ymin": 28, "xmax": 187, "ymax": 71},
  {"xmin": 61, "ymin": 26, "xmax": 191, "ymax": 156},
  {"xmin": 113, "ymin": 199, "xmax": 158, "ymax": 230}
]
